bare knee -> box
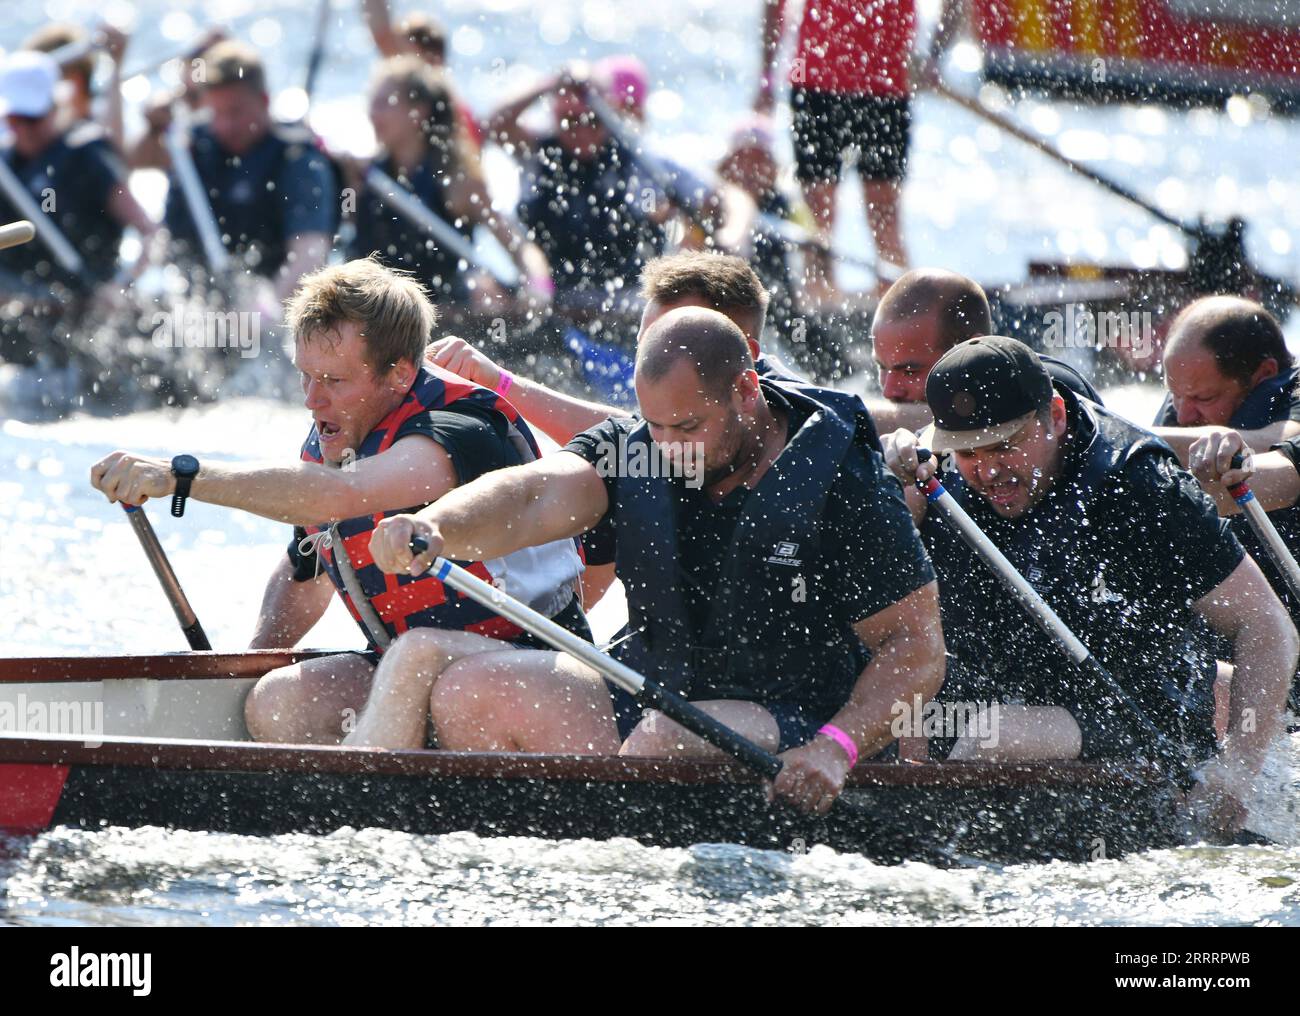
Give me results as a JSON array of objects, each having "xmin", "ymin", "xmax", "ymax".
[
  {"xmin": 428, "ymin": 662, "xmax": 505, "ymax": 750},
  {"xmin": 244, "ymin": 667, "xmax": 299, "ymax": 742},
  {"xmin": 245, "ymin": 658, "xmax": 370, "ymax": 744},
  {"xmin": 621, "ymin": 711, "xmax": 690, "ymax": 757}
]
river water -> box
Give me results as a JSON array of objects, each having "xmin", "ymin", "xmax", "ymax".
[{"xmin": 2, "ymin": 0, "xmax": 1300, "ymax": 926}]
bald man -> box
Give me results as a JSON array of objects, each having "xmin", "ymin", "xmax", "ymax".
[
  {"xmin": 1152, "ymin": 295, "xmax": 1300, "ymax": 462},
  {"xmin": 868, "ymin": 269, "xmax": 1102, "ymax": 433},
  {"xmin": 352, "ymin": 306, "xmax": 946, "ymax": 815}
]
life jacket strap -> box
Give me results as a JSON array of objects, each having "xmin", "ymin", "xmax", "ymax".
[{"xmin": 329, "ymin": 522, "xmax": 393, "ymax": 651}]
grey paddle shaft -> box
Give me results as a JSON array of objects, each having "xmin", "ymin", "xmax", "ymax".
[
  {"xmin": 1226, "ymin": 456, "xmax": 1300, "ymax": 604},
  {"xmin": 0, "ymin": 160, "xmax": 86, "ymax": 278},
  {"xmin": 408, "ymin": 538, "xmax": 783, "ymax": 779},
  {"xmin": 364, "ymin": 168, "xmax": 517, "ymax": 288},
  {"xmin": 1240, "ymin": 495, "xmax": 1300, "ymax": 600},
  {"xmin": 921, "ymin": 478, "xmax": 1090, "ymax": 664},
  {"xmin": 431, "ymin": 554, "xmax": 645, "ymax": 689},
  {"xmin": 122, "ymin": 505, "xmax": 212, "ymax": 650},
  {"xmin": 165, "ymin": 106, "xmax": 230, "ymax": 273}
]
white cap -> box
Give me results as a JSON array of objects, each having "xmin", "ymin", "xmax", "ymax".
[{"xmin": 0, "ymin": 51, "xmax": 59, "ymax": 119}]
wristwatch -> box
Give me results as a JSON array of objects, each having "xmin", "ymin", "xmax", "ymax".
[{"xmin": 171, "ymin": 454, "xmax": 200, "ymax": 517}]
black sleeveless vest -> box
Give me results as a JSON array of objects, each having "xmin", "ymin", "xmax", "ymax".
[{"xmin": 611, "ymin": 379, "xmax": 876, "ymax": 710}]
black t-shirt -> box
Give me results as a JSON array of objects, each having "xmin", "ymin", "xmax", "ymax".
[
  {"xmin": 288, "ymin": 403, "xmax": 521, "ymax": 580},
  {"xmin": 924, "ymin": 390, "xmax": 1244, "ymax": 760},
  {"xmin": 564, "ymin": 386, "xmax": 935, "ymax": 637}
]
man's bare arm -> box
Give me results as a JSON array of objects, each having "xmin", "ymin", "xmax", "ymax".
[
  {"xmin": 1196, "ymin": 557, "xmax": 1298, "ymax": 772},
  {"xmin": 755, "ymin": 0, "xmax": 787, "ymax": 111},
  {"xmin": 249, "ymin": 556, "xmax": 335, "ymax": 649},
  {"xmin": 1155, "ymin": 420, "xmax": 1300, "ymax": 465},
  {"xmin": 91, "ymin": 436, "xmax": 460, "ymax": 526},
  {"xmin": 371, "ymin": 451, "xmax": 609, "ymax": 574},
  {"xmin": 831, "ymin": 581, "xmax": 946, "ymax": 759},
  {"xmin": 361, "ymin": 0, "xmax": 404, "ymax": 57},
  {"xmin": 865, "ymin": 398, "xmax": 933, "ymax": 435},
  {"xmin": 428, "ymin": 337, "xmax": 627, "ymax": 445},
  {"xmin": 485, "ymin": 75, "xmax": 557, "ymax": 157}
]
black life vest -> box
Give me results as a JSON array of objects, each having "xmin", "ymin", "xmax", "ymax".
[
  {"xmin": 165, "ymin": 121, "xmax": 339, "ymax": 276},
  {"xmin": 349, "ymin": 153, "xmax": 472, "ymax": 302},
  {"xmin": 0, "ymin": 123, "xmax": 124, "ymax": 289},
  {"xmin": 611, "ymin": 378, "xmax": 878, "ymax": 711},
  {"xmin": 925, "ymin": 390, "xmax": 1217, "ymax": 752},
  {"xmin": 300, "ymin": 366, "xmax": 583, "ymax": 651}
]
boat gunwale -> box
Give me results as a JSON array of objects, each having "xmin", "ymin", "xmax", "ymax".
[{"xmin": 0, "ymin": 730, "xmax": 1167, "ymax": 789}]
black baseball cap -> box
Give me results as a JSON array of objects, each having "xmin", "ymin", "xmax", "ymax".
[{"xmin": 926, "ymin": 336, "xmax": 1054, "ymax": 451}]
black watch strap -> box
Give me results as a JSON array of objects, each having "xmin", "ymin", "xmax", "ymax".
[
  {"xmin": 171, "ymin": 476, "xmax": 193, "ymax": 517},
  {"xmin": 171, "ymin": 455, "xmax": 200, "ymax": 518}
]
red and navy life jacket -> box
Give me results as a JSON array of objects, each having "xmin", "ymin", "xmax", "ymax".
[{"xmin": 301, "ymin": 365, "xmax": 583, "ymax": 651}]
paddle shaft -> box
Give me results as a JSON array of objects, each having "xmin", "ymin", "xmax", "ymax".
[
  {"xmin": 929, "ymin": 80, "xmax": 1198, "ymax": 241},
  {"xmin": 364, "ymin": 168, "xmax": 517, "ymax": 289},
  {"xmin": 303, "ymin": 0, "xmax": 333, "ymax": 101},
  {"xmin": 0, "ymin": 221, "xmax": 36, "ymax": 251},
  {"xmin": 914, "ymin": 451, "xmax": 1181, "ymax": 753},
  {"xmin": 1226, "ymin": 453, "xmax": 1300, "ymax": 605},
  {"xmin": 0, "ymin": 160, "xmax": 87, "ymax": 279},
  {"xmin": 122, "ymin": 505, "xmax": 212, "ymax": 651},
  {"xmin": 165, "ymin": 106, "xmax": 231, "ymax": 274},
  {"xmin": 407, "ymin": 536, "xmax": 782, "ymax": 779}
]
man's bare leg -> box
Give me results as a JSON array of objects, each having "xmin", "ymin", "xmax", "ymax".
[
  {"xmin": 945, "ymin": 704, "xmax": 1082, "ymax": 761},
  {"xmin": 430, "ymin": 649, "xmax": 622, "ymax": 754},
  {"xmin": 862, "ymin": 178, "xmax": 907, "ymax": 282},
  {"xmin": 620, "ymin": 701, "xmax": 779, "ymax": 759},
  {"xmin": 244, "ymin": 653, "xmax": 375, "ymax": 744},
  {"xmin": 343, "ymin": 627, "xmax": 530, "ymax": 749},
  {"xmin": 799, "ymin": 177, "xmax": 842, "ymax": 305}
]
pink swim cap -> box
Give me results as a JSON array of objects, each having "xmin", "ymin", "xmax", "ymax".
[{"xmin": 595, "ymin": 55, "xmax": 648, "ymax": 115}]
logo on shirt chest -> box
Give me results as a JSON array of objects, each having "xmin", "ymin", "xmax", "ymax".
[
  {"xmin": 1088, "ymin": 569, "xmax": 1126, "ymax": 607},
  {"xmin": 766, "ymin": 541, "xmax": 802, "ymax": 567}
]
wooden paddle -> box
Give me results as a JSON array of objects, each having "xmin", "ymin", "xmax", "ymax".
[{"xmin": 121, "ymin": 504, "xmax": 212, "ymax": 651}]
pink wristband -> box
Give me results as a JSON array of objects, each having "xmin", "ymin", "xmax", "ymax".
[
  {"xmin": 817, "ymin": 724, "xmax": 859, "ymax": 769},
  {"xmin": 495, "ymin": 369, "xmax": 514, "ymax": 397},
  {"xmin": 529, "ymin": 273, "xmax": 555, "ymax": 296}
]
